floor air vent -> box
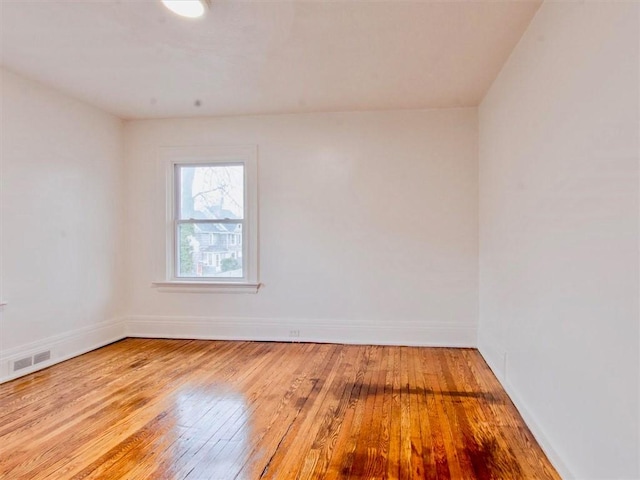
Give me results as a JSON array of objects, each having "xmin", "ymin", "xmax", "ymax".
[
  {"xmin": 34, "ymin": 351, "xmax": 51, "ymax": 364},
  {"xmin": 12, "ymin": 350, "xmax": 52, "ymax": 372},
  {"xmin": 13, "ymin": 357, "xmax": 33, "ymax": 371}
]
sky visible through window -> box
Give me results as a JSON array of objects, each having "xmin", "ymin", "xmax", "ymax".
[{"xmin": 180, "ymin": 164, "xmax": 244, "ymax": 220}]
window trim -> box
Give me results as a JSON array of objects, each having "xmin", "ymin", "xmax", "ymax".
[{"xmin": 152, "ymin": 145, "xmax": 259, "ymax": 293}]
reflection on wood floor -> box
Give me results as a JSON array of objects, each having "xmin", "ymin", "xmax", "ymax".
[{"xmin": 0, "ymin": 339, "xmax": 560, "ymax": 479}]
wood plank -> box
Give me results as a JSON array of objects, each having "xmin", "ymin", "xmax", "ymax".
[{"xmin": 0, "ymin": 339, "xmax": 561, "ymax": 480}]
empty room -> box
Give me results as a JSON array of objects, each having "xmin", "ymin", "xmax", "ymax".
[{"xmin": 0, "ymin": 0, "xmax": 638, "ymax": 479}]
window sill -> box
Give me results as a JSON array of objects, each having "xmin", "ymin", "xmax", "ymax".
[{"xmin": 151, "ymin": 281, "xmax": 260, "ymax": 294}]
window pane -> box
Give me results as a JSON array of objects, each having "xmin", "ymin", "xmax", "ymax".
[
  {"xmin": 179, "ymin": 165, "xmax": 244, "ymax": 220},
  {"xmin": 178, "ymin": 222, "xmax": 243, "ymax": 278}
]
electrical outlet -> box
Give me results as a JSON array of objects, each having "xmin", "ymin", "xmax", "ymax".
[{"xmin": 289, "ymin": 330, "xmax": 300, "ymax": 338}]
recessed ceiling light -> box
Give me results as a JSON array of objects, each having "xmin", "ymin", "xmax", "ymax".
[{"xmin": 162, "ymin": 0, "xmax": 210, "ymax": 19}]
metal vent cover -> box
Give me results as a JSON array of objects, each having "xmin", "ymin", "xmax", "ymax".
[
  {"xmin": 13, "ymin": 357, "xmax": 33, "ymax": 371},
  {"xmin": 34, "ymin": 351, "xmax": 51, "ymax": 364}
]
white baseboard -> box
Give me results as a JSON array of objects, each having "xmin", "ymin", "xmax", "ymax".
[
  {"xmin": 478, "ymin": 344, "xmax": 573, "ymax": 480},
  {"xmin": 0, "ymin": 318, "xmax": 126, "ymax": 384},
  {"xmin": 477, "ymin": 338, "xmax": 507, "ymax": 382},
  {"xmin": 125, "ymin": 315, "xmax": 477, "ymax": 348}
]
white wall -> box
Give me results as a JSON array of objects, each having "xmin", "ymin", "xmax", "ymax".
[
  {"xmin": 123, "ymin": 109, "xmax": 478, "ymax": 346},
  {"xmin": 0, "ymin": 68, "xmax": 125, "ymax": 382},
  {"xmin": 479, "ymin": 2, "xmax": 639, "ymax": 479}
]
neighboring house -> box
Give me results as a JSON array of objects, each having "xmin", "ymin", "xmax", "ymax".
[
  {"xmin": 193, "ymin": 223, "xmax": 242, "ymax": 276},
  {"xmin": 184, "ymin": 204, "xmax": 243, "ymax": 276}
]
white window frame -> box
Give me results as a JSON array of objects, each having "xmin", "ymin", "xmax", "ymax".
[{"xmin": 153, "ymin": 145, "xmax": 259, "ymax": 294}]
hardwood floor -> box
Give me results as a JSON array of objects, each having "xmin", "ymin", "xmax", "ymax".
[{"xmin": 0, "ymin": 339, "xmax": 560, "ymax": 479}]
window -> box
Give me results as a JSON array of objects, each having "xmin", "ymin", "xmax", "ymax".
[
  {"xmin": 176, "ymin": 162, "xmax": 245, "ymax": 279},
  {"xmin": 154, "ymin": 145, "xmax": 259, "ymax": 293}
]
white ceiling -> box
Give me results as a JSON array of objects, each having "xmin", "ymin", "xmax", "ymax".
[{"xmin": 0, "ymin": 0, "xmax": 541, "ymax": 119}]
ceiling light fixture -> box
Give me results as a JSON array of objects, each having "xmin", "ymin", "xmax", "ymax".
[{"xmin": 162, "ymin": 0, "xmax": 210, "ymax": 19}]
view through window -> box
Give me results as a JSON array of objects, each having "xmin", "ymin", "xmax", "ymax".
[{"xmin": 176, "ymin": 163, "xmax": 245, "ymax": 279}]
